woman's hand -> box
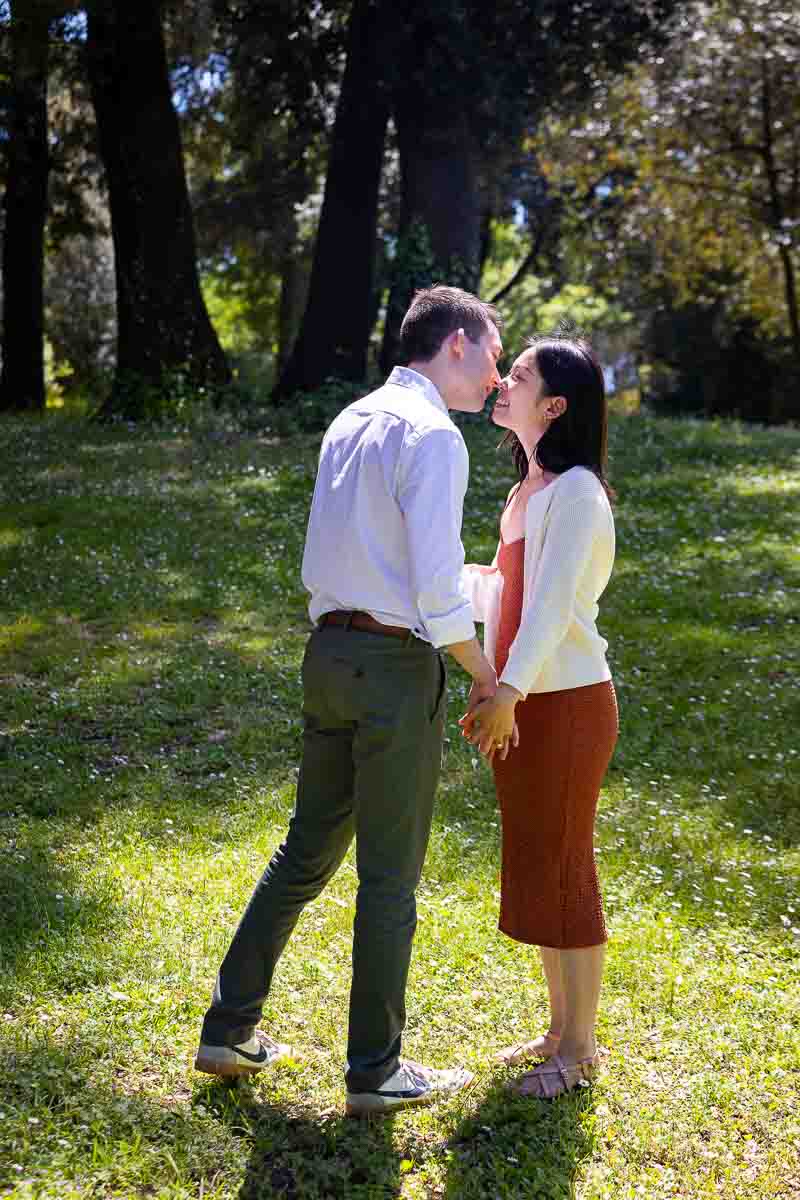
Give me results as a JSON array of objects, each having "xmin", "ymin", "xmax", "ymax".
[{"xmin": 459, "ymin": 683, "xmax": 522, "ymax": 761}]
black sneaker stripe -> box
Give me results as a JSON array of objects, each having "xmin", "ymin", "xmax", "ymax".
[
  {"xmin": 374, "ymin": 1087, "xmax": 427, "ymax": 1099},
  {"xmin": 234, "ymin": 1045, "xmax": 269, "ymax": 1064}
]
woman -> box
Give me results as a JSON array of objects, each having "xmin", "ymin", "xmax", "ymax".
[{"xmin": 460, "ymin": 333, "xmax": 617, "ymax": 1099}]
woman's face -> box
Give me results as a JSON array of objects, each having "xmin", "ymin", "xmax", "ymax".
[{"xmin": 491, "ymin": 349, "xmax": 553, "ymax": 442}]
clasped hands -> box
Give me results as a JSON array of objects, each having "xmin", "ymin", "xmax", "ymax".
[{"xmin": 458, "ymin": 676, "xmax": 522, "ymax": 762}]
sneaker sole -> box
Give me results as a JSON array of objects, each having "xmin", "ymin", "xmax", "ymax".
[
  {"xmin": 345, "ymin": 1071, "xmax": 474, "ymax": 1117},
  {"xmin": 194, "ymin": 1042, "xmax": 293, "ymax": 1078},
  {"xmin": 194, "ymin": 1052, "xmax": 265, "ymax": 1078},
  {"xmin": 345, "ymin": 1091, "xmax": 439, "ymax": 1117}
]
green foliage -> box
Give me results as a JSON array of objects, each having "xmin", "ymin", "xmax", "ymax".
[
  {"xmin": 271, "ymin": 377, "xmax": 369, "ymax": 434},
  {"xmin": 482, "ymin": 220, "xmax": 633, "ymax": 354},
  {"xmin": 95, "ymin": 368, "xmax": 241, "ymax": 423},
  {"xmin": 501, "ymin": 278, "xmax": 632, "ymax": 356},
  {"xmin": 534, "ymin": 0, "xmax": 800, "ymax": 415},
  {"xmin": 0, "ymin": 410, "xmax": 798, "ymax": 1197},
  {"xmin": 383, "ymin": 221, "xmax": 440, "ymax": 343},
  {"xmin": 200, "ymin": 265, "xmax": 280, "ymax": 357}
]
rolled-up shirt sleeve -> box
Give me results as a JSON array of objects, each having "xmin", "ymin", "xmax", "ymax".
[
  {"xmin": 500, "ymin": 495, "xmax": 608, "ymax": 696},
  {"xmin": 397, "ymin": 428, "xmax": 476, "ymax": 647}
]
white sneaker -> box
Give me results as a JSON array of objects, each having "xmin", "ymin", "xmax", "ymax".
[
  {"xmin": 194, "ymin": 1030, "xmax": 293, "ymax": 1078},
  {"xmin": 346, "ymin": 1058, "xmax": 473, "ymax": 1116}
]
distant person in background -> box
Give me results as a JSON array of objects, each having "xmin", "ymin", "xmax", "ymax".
[
  {"xmin": 461, "ymin": 333, "xmax": 617, "ymax": 1099},
  {"xmin": 195, "ymin": 286, "xmax": 509, "ymax": 1116}
]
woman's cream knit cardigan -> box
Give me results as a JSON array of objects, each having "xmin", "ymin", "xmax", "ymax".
[{"xmin": 463, "ymin": 466, "xmax": 615, "ymax": 697}]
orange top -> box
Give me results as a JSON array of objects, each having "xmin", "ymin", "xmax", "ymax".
[{"xmin": 494, "ymin": 535, "xmax": 525, "ymax": 677}]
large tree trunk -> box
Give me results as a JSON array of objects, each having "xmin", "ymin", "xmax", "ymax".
[
  {"xmin": 379, "ymin": 88, "xmax": 481, "ymax": 374},
  {"xmin": 86, "ymin": 0, "xmax": 230, "ymax": 418},
  {"xmin": 0, "ymin": 2, "xmax": 51, "ymax": 413},
  {"xmin": 274, "ymin": 0, "xmax": 390, "ymax": 400},
  {"xmin": 759, "ymin": 58, "xmax": 800, "ymax": 379}
]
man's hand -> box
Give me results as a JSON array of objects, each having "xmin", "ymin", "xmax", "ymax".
[
  {"xmin": 459, "ymin": 683, "xmax": 522, "ymax": 761},
  {"xmin": 467, "ymin": 675, "xmax": 497, "ymax": 712}
]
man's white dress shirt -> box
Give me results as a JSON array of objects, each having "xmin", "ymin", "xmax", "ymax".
[{"xmin": 302, "ymin": 367, "xmax": 476, "ymax": 648}]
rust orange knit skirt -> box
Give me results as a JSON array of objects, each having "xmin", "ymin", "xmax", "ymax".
[{"xmin": 492, "ymin": 680, "xmax": 618, "ymax": 948}]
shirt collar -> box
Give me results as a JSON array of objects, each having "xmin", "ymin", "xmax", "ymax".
[{"xmin": 387, "ymin": 366, "xmax": 448, "ymax": 415}]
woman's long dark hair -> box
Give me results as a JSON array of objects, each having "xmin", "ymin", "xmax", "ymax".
[{"xmin": 501, "ymin": 333, "xmax": 614, "ymax": 500}]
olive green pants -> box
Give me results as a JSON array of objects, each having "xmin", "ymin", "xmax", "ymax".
[{"xmin": 201, "ymin": 625, "xmax": 446, "ymax": 1091}]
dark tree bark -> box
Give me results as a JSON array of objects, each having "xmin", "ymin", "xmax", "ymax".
[
  {"xmin": 277, "ymin": 243, "xmax": 304, "ymax": 373},
  {"xmin": 759, "ymin": 58, "xmax": 800, "ymax": 370},
  {"xmin": 274, "ymin": 0, "xmax": 390, "ymax": 399},
  {"xmin": 379, "ymin": 89, "xmax": 481, "ymax": 374},
  {"xmin": 0, "ymin": 2, "xmax": 51, "ymax": 413},
  {"xmin": 86, "ymin": 0, "xmax": 230, "ymax": 417}
]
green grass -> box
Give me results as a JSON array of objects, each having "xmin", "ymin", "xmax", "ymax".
[{"xmin": 1, "ymin": 407, "xmax": 799, "ymax": 1199}]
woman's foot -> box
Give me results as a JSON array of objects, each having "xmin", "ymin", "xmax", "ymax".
[
  {"xmin": 510, "ymin": 1052, "xmax": 600, "ymax": 1099},
  {"xmin": 494, "ymin": 1030, "xmax": 561, "ymax": 1066}
]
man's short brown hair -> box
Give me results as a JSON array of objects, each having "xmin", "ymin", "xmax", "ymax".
[{"xmin": 399, "ymin": 286, "xmax": 501, "ymax": 364}]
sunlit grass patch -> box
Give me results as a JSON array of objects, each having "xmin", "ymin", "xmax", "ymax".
[
  {"xmin": 0, "ymin": 615, "xmax": 47, "ymax": 655},
  {"xmin": 0, "ymin": 408, "xmax": 798, "ymax": 1198}
]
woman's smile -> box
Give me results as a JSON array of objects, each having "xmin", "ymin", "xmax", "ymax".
[{"xmin": 492, "ymin": 382, "xmax": 511, "ymax": 415}]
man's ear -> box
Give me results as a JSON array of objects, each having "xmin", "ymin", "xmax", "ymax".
[
  {"xmin": 546, "ymin": 395, "xmax": 567, "ymax": 420},
  {"xmin": 449, "ymin": 328, "xmax": 466, "ymax": 360}
]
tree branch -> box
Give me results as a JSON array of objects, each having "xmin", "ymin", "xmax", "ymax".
[{"xmin": 488, "ymin": 220, "xmax": 550, "ymax": 305}]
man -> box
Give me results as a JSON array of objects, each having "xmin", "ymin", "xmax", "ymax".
[{"xmin": 195, "ymin": 286, "xmax": 503, "ymax": 1115}]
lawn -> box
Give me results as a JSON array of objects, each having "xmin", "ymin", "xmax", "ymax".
[{"xmin": 0, "ymin": 405, "xmax": 799, "ymax": 1199}]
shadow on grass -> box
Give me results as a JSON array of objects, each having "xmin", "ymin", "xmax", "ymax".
[
  {"xmin": 0, "ymin": 841, "xmax": 125, "ymax": 1006},
  {"xmin": 443, "ymin": 1076, "xmax": 596, "ymax": 1199},
  {"xmin": 197, "ymin": 1080, "xmax": 403, "ymax": 1200},
  {"xmin": 0, "ymin": 1040, "xmax": 235, "ymax": 1196},
  {"xmin": 1, "ymin": 413, "xmax": 799, "ymax": 1002},
  {"xmin": 0, "ymin": 634, "xmax": 305, "ymax": 822}
]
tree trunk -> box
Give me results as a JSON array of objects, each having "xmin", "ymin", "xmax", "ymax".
[
  {"xmin": 86, "ymin": 0, "xmax": 230, "ymax": 418},
  {"xmin": 379, "ymin": 89, "xmax": 481, "ymax": 374},
  {"xmin": 276, "ymin": 201, "xmax": 308, "ymax": 373},
  {"xmin": 762, "ymin": 94, "xmax": 800, "ymax": 359},
  {"xmin": 274, "ymin": 0, "xmax": 390, "ymax": 400},
  {"xmin": 0, "ymin": 3, "xmax": 50, "ymax": 413}
]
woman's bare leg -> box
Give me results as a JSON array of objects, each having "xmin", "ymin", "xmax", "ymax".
[
  {"xmin": 512, "ymin": 944, "xmax": 606, "ymax": 1096},
  {"xmin": 555, "ymin": 943, "xmax": 605, "ymax": 1061},
  {"xmin": 539, "ymin": 945, "xmax": 565, "ymax": 1038}
]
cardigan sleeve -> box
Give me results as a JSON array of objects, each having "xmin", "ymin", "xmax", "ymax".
[
  {"xmin": 461, "ymin": 558, "xmax": 502, "ymax": 624},
  {"xmin": 499, "ymin": 492, "xmax": 611, "ymax": 697}
]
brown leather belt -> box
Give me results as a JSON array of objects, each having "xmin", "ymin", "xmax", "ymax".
[{"xmin": 319, "ymin": 610, "xmax": 413, "ymax": 640}]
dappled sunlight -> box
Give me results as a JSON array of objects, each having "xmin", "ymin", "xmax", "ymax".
[
  {"xmin": 1, "ymin": 412, "xmax": 799, "ymax": 1198},
  {"xmin": 34, "ymin": 463, "xmax": 85, "ymax": 485},
  {"xmin": 728, "ymin": 470, "xmax": 800, "ymax": 497},
  {"xmin": 0, "ymin": 526, "xmax": 25, "ymax": 551},
  {"xmin": 0, "ymin": 615, "xmax": 46, "ymax": 654}
]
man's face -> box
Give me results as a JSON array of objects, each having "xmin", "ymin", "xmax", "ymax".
[{"xmin": 450, "ymin": 323, "xmax": 503, "ymax": 413}]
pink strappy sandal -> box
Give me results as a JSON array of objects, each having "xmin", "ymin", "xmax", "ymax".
[{"xmin": 510, "ymin": 1052, "xmax": 601, "ymax": 1099}]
